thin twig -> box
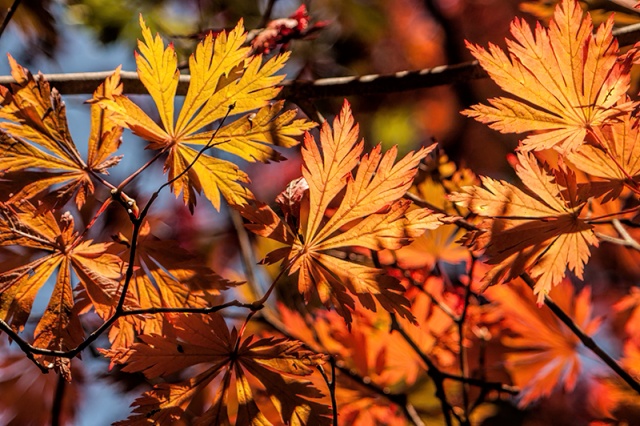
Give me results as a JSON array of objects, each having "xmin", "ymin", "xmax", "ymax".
[
  {"xmin": 50, "ymin": 373, "xmax": 66, "ymax": 426},
  {"xmin": 455, "ymin": 257, "xmax": 476, "ymax": 426},
  {"xmin": 117, "ymin": 147, "xmax": 169, "ymax": 191},
  {"xmin": 520, "ymin": 273, "xmax": 640, "ymax": 394},
  {"xmin": 254, "ymin": 312, "xmax": 425, "ymax": 426},
  {"xmin": 258, "ymin": 0, "xmax": 278, "ymax": 28},
  {"xmin": 596, "ymin": 231, "xmax": 640, "ymax": 251},
  {"xmin": 317, "ymin": 359, "xmax": 338, "ymax": 426},
  {"xmin": 1, "ymin": 21, "xmax": 639, "ymax": 98},
  {"xmin": 0, "ymin": 0, "xmax": 21, "ymax": 40},
  {"xmin": 390, "ymin": 313, "xmax": 454, "ymax": 426},
  {"xmin": 609, "ymin": 218, "xmax": 640, "ymax": 251}
]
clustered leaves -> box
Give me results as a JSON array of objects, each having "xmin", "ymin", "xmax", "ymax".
[{"xmin": 2, "ymin": 0, "xmax": 640, "ymax": 424}]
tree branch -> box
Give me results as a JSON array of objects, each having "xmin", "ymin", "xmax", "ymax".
[
  {"xmin": 0, "ymin": 0, "xmax": 21, "ymax": 40},
  {"xmin": 520, "ymin": 273, "xmax": 640, "ymax": 394},
  {"xmin": 2, "ymin": 23, "xmax": 638, "ymax": 98}
]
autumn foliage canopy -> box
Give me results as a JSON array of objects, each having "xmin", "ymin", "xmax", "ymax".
[{"xmin": 2, "ymin": 0, "xmax": 640, "ymax": 424}]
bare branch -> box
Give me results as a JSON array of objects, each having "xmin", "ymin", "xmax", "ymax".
[
  {"xmin": 0, "ymin": 0, "xmax": 21, "ymax": 40},
  {"xmin": 1, "ymin": 23, "xmax": 638, "ymax": 98}
]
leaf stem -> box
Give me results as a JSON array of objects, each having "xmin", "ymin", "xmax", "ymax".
[
  {"xmin": 117, "ymin": 146, "xmax": 169, "ymax": 191},
  {"xmin": 317, "ymin": 360, "xmax": 338, "ymax": 426}
]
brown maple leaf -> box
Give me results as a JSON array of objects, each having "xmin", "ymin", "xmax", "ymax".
[{"xmin": 106, "ymin": 313, "xmax": 331, "ymax": 425}]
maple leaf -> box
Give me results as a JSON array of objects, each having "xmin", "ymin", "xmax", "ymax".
[
  {"xmin": 463, "ymin": 0, "xmax": 634, "ymax": 154},
  {"xmin": 450, "ymin": 152, "xmax": 598, "ymax": 303},
  {"xmin": 107, "ymin": 313, "xmax": 331, "ymax": 425},
  {"xmin": 485, "ymin": 279, "xmax": 603, "ymax": 407},
  {"xmin": 0, "ymin": 57, "xmax": 123, "ymax": 209},
  {"xmin": 614, "ymin": 287, "xmax": 640, "ymax": 341},
  {"xmin": 241, "ymin": 100, "xmax": 443, "ymax": 325},
  {"xmin": 93, "ymin": 17, "xmax": 315, "ymax": 211},
  {"xmin": 108, "ymin": 222, "xmax": 240, "ymax": 348},
  {"xmin": 567, "ymin": 112, "xmax": 640, "ymax": 201},
  {"xmin": 0, "ymin": 202, "xmax": 125, "ymax": 367},
  {"xmin": 277, "ymin": 304, "xmax": 421, "ymax": 425},
  {"xmin": 520, "ymin": 0, "xmax": 640, "ymax": 26}
]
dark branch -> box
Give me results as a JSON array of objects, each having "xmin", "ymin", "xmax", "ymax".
[
  {"xmin": 1, "ymin": 23, "xmax": 638, "ymax": 98},
  {"xmin": 0, "ymin": 0, "xmax": 21, "ymax": 40}
]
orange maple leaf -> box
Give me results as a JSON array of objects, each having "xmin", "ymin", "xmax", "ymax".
[
  {"xmin": 107, "ymin": 313, "xmax": 331, "ymax": 425},
  {"xmin": 241, "ymin": 100, "xmax": 444, "ymax": 325},
  {"xmin": 93, "ymin": 17, "xmax": 315, "ymax": 211},
  {"xmin": 567, "ymin": 112, "xmax": 640, "ymax": 201},
  {"xmin": 486, "ymin": 279, "xmax": 603, "ymax": 407},
  {"xmin": 463, "ymin": 0, "xmax": 634, "ymax": 154},
  {"xmin": 0, "ymin": 202, "xmax": 127, "ymax": 372},
  {"xmin": 451, "ymin": 152, "xmax": 598, "ymax": 303},
  {"xmin": 277, "ymin": 304, "xmax": 422, "ymax": 426},
  {"xmin": 0, "ymin": 57, "xmax": 123, "ymax": 209}
]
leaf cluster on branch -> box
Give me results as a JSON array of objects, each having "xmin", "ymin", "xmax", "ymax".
[{"xmin": 1, "ymin": 0, "xmax": 640, "ymax": 424}]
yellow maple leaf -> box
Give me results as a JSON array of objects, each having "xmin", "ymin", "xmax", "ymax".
[
  {"xmin": 463, "ymin": 0, "xmax": 634, "ymax": 154},
  {"xmin": 93, "ymin": 17, "xmax": 315, "ymax": 210}
]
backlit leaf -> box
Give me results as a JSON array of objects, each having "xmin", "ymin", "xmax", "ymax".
[
  {"xmin": 242, "ymin": 100, "xmax": 444, "ymax": 325},
  {"xmin": 109, "ymin": 222, "xmax": 238, "ymax": 349},
  {"xmin": 93, "ymin": 17, "xmax": 314, "ymax": 211},
  {"xmin": 0, "ymin": 57, "xmax": 122, "ymax": 209},
  {"xmin": 485, "ymin": 279, "xmax": 603, "ymax": 406},
  {"xmin": 0, "ymin": 203, "xmax": 124, "ymax": 371},
  {"xmin": 451, "ymin": 152, "xmax": 598, "ymax": 303},
  {"xmin": 108, "ymin": 313, "xmax": 331, "ymax": 425},
  {"xmin": 567, "ymin": 113, "xmax": 640, "ymax": 201},
  {"xmin": 463, "ymin": 0, "xmax": 634, "ymax": 154}
]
